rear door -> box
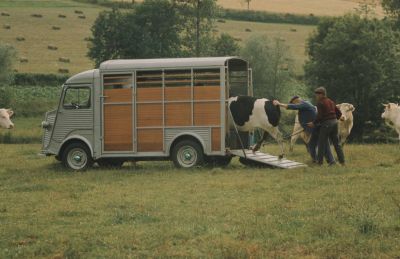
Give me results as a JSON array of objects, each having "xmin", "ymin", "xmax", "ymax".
[{"xmin": 101, "ymin": 73, "xmax": 135, "ymax": 153}]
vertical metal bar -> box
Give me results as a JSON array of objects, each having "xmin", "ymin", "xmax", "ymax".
[
  {"xmin": 101, "ymin": 74, "xmax": 104, "ymax": 154},
  {"xmin": 191, "ymin": 68, "xmax": 194, "ymax": 126},
  {"xmin": 162, "ymin": 69, "xmax": 165, "ymax": 153},
  {"xmin": 134, "ymin": 70, "xmax": 138, "ymax": 153},
  {"xmin": 220, "ymin": 66, "xmax": 225, "ymax": 153},
  {"xmin": 132, "ymin": 71, "xmax": 135, "ymax": 153}
]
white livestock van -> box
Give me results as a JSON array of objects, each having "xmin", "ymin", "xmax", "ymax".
[{"xmin": 41, "ymin": 57, "xmax": 254, "ymax": 170}]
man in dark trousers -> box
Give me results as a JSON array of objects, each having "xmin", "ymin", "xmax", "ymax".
[
  {"xmin": 307, "ymin": 87, "xmax": 345, "ymax": 165},
  {"xmin": 273, "ymin": 96, "xmax": 335, "ymax": 164}
]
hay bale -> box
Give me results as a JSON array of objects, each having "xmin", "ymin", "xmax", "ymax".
[
  {"xmin": 78, "ymin": 15, "xmax": 86, "ymax": 19},
  {"xmin": 58, "ymin": 68, "xmax": 69, "ymax": 74},
  {"xmin": 233, "ymin": 37, "xmax": 242, "ymax": 42},
  {"xmin": 3, "ymin": 24, "xmax": 11, "ymax": 29},
  {"xmin": 47, "ymin": 45, "xmax": 58, "ymax": 50},
  {"xmin": 31, "ymin": 14, "xmax": 43, "ymax": 18},
  {"xmin": 74, "ymin": 10, "xmax": 83, "ymax": 14},
  {"xmin": 217, "ymin": 19, "xmax": 226, "ymax": 23},
  {"xmin": 19, "ymin": 57, "xmax": 28, "ymax": 63},
  {"xmin": 245, "ymin": 28, "xmax": 252, "ymax": 32},
  {"xmin": 1, "ymin": 12, "xmax": 10, "ymax": 17},
  {"xmin": 58, "ymin": 57, "xmax": 70, "ymax": 63},
  {"xmin": 52, "ymin": 26, "xmax": 61, "ymax": 30},
  {"xmin": 290, "ymin": 28, "xmax": 297, "ymax": 32},
  {"xmin": 16, "ymin": 36, "xmax": 25, "ymax": 41},
  {"xmin": 58, "ymin": 14, "xmax": 66, "ymax": 18}
]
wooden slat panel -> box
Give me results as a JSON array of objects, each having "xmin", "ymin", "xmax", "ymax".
[
  {"xmin": 165, "ymin": 86, "xmax": 191, "ymax": 101},
  {"xmin": 194, "ymin": 86, "xmax": 220, "ymax": 100},
  {"xmin": 137, "ymin": 129, "xmax": 163, "ymax": 152},
  {"xmin": 104, "ymin": 88, "xmax": 132, "ymax": 103},
  {"xmin": 194, "ymin": 102, "xmax": 221, "ymax": 126},
  {"xmin": 212, "ymin": 128, "xmax": 221, "ymax": 151},
  {"xmin": 104, "ymin": 104, "xmax": 132, "ymax": 151},
  {"xmin": 137, "ymin": 103, "xmax": 162, "ymax": 127},
  {"xmin": 166, "ymin": 103, "xmax": 191, "ymax": 126},
  {"xmin": 136, "ymin": 87, "xmax": 162, "ymax": 102}
]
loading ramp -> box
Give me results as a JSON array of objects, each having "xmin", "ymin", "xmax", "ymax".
[{"xmin": 230, "ymin": 149, "xmax": 307, "ymax": 169}]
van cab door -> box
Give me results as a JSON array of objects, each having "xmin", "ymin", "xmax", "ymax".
[{"xmin": 52, "ymin": 85, "xmax": 94, "ymax": 144}]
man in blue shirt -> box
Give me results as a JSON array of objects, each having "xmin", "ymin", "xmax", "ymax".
[{"xmin": 273, "ymin": 96, "xmax": 335, "ymax": 164}]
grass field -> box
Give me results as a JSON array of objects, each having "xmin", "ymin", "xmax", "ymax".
[{"xmin": 0, "ymin": 143, "xmax": 399, "ymax": 257}]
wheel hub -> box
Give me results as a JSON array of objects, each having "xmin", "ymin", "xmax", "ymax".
[
  {"xmin": 73, "ymin": 155, "xmax": 82, "ymax": 162},
  {"xmin": 184, "ymin": 152, "xmax": 192, "ymax": 161}
]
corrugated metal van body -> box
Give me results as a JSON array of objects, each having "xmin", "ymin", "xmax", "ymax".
[{"xmin": 52, "ymin": 109, "xmax": 94, "ymax": 142}]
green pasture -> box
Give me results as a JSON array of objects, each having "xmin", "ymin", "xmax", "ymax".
[{"xmin": 0, "ymin": 143, "xmax": 399, "ymax": 258}]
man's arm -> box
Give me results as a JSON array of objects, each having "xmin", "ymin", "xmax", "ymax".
[{"xmin": 272, "ymin": 100, "xmax": 288, "ymax": 109}]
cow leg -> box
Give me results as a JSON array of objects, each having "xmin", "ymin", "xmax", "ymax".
[
  {"xmin": 252, "ymin": 131, "xmax": 268, "ymax": 152},
  {"xmin": 264, "ymin": 126, "xmax": 285, "ymax": 159},
  {"xmin": 289, "ymin": 133, "xmax": 299, "ymax": 152}
]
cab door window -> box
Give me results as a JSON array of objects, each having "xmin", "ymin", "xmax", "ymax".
[{"xmin": 63, "ymin": 87, "xmax": 91, "ymax": 109}]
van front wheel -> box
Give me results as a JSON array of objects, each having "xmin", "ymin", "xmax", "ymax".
[
  {"xmin": 171, "ymin": 140, "xmax": 204, "ymax": 168},
  {"xmin": 62, "ymin": 142, "xmax": 93, "ymax": 171}
]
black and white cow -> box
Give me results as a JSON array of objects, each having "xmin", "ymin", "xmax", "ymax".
[{"xmin": 229, "ymin": 96, "xmax": 285, "ymax": 158}]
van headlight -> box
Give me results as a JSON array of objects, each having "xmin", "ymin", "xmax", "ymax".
[{"xmin": 41, "ymin": 121, "xmax": 51, "ymax": 129}]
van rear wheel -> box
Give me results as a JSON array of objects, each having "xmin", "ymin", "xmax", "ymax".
[
  {"xmin": 62, "ymin": 142, "xmax": 93, "ymax": 171},
  {"xmin": 171, "ymin": 140, "xmax": 204, "ymax": 168}
]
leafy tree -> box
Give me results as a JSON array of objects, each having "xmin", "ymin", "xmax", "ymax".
[
  {"xmin": 211, "ymin": 33, "xmax": 240, "ymax": 56},
  {"xmin": 382, "ymin": 0, "xmax": 400, "ymax": 22},
  {"xmin": 305, "ymin": 14, "xmax": 400, "ymax": 139},
  {"xmin": 0, "ymin": 44, "xmax": 16, "ymax": 85},
  {"xmin": 241, "ymin": 34, "xmax": 297, "ymax": 100},
  {"xmin": 88, "ymin": 0, "xmax": 184, "ymax": 66},
  {"xmin": 244, "ymin": 0, "xmax": 252, "ymax": 10},
  {"xmin": 176, "ymin": 0, "xmax": 218, "ymax": 56},
  {"xmin": 88, "ymin": 9, "xmax": 126, "ymax": 66}
]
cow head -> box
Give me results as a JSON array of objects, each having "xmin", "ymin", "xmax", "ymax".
[
  {"xmin": 382, "ymin": 103, "xmax": 399, "ymax": 120},
  {"xmin": 0, "ymin": 108, "xmax": 14, "ymax": 129},
  {"xmin": 336, "ymin": 103, "xmax": 355, "ymax": 121}
]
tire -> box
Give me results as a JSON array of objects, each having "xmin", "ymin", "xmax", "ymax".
[
  {"xmin": 171, "ymin": 140, "xmax": 204, "ymax": 168},
  {"xmin": 97, "ymin": 158, "xmax": 124, "ymax": 168},
  {"xmin": 61, "ymin": 142, "xmax": 93, "ymax": 171},
  {"xmin": 204, "ymin": 156, "xmax": 232, "ymax": 167}
]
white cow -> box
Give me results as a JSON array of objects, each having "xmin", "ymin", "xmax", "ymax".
[
  {"xmin": 289, "ymin": 103, "xmax": 355, "ymax": 151},
  {"xmin": 336, "ymin": 103, "xmax": 355, "ymax": 145},
  {"xmin": 382, "ymin": 103, "xmax": 400, "ymax": 141},
  {"xmin": 0, "ymin": 108, "xmax": 14, "ymax": 129}
]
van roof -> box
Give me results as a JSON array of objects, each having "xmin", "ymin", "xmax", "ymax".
[{"xmin": 99, "ymin": 57, "xmax": 245, "ymax": 70}]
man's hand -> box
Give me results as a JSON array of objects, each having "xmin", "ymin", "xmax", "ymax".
[
  {"xmin": 306, "ymin": 122, "xmax": 314, "ymax": 128},
  {"xmin": 273, "ymin": 100, "xmax": 280, "ymax": 106}
]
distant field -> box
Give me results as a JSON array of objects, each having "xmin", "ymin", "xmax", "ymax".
[
  {"xmin": 0, "ymin": 143, "xmax": 399, "ymax": 257},
  {"xmin": 117, "ymin": 0, "xmax": 383, "ymax": 16},
  {"xmin": 217, "ymin": 20, "xmax": 315, "ymax": 73},
  {"xmin": 0, "ymin": 0, "xmax": 103, "ymax": 74},
  {"xmin": 0, "ymin": 1, "xmax": 313, "ymax": 75}
]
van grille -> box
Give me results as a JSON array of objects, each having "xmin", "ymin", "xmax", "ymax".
[{"xmin": 42, "ymin": 112, "xmax": 56, "ymax": 150}]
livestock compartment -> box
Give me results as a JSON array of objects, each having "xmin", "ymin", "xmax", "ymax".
[{"xmin": 41, "ymin": 57, "xmax": 253, "ymax": 170}]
